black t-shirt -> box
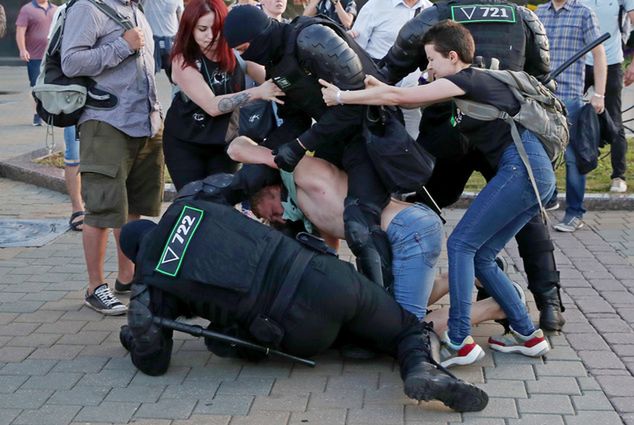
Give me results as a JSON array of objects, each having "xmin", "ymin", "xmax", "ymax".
[
  {"xmin": 164, "ymin": 56, "xmax": 244, "ymax": 145},
  {"xmin": 444, "ymin": 67, "xmax": 521, "ymax": 169}
]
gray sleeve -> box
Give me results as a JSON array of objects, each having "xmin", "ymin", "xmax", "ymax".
[{"xmin": 61, "ymin": 2, "xmax": 134, "ymax": 78}]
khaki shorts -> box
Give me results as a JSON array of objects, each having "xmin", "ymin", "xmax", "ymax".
[{"xmin": 79, "ymin": 120, "xmax": 165, "ymax": 228}]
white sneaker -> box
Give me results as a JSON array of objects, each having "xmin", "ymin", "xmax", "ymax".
[
  {"xmin": 610, "ymin": 178, "xmax": 627, "ymax": 193},
  {"xmin": 553, "ymin": 216, "xmax": 584, "ymax": 233},
  {"xmin": 440, "ymin": 332, "xmax": 485, "ymax": 368}
]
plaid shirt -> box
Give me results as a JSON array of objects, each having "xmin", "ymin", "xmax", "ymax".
[{"xmin": 536, "ymin": 0, "xmax": 601, "ymax": 99}]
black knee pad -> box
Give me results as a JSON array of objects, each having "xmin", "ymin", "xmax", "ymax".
[
  {"xmin": 343, "ymin": 198, "xmax": 393, "ymax": 288},
  {"xmin": 343, "ymin": 198, "xmax": 382, "ymax": 253},
  {"xmin": 127, "ymin": 283, "xmax": 164, "ymax": 355}
]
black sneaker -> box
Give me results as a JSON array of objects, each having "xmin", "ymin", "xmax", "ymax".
[
  {"xmin": 84, "ymin": 283, "xmax": 127, "ymax": 316},
  {"xmin": 114, "ymin": 279, "xmax": 132, "ymax": 294}
]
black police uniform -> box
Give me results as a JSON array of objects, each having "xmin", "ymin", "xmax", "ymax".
[
  {"xmin": 378, "ymin": 0, "xmax": 565, "ymax": 331},
  {"xmin": 223, "ymin": 7, "xmax": 393, "ymax": 292},
  {"xmin": 117, "ymin": 175, "xmax": 489, "ymax": 413}
]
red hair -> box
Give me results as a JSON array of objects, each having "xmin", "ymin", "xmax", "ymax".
[{"xmin": 171, "ymin": 0, "xmax": 236, "ymax": 73}]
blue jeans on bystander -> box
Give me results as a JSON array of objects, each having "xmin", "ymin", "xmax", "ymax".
[
  {"xmin": 562, "ymin": 97, "xmax": 586, "ymax": 220},
  {"xmin": 446, "ymin": 130, "xmax": 556, "ymax": 344}
]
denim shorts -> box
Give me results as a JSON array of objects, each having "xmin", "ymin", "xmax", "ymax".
[{"xmin": 63, "ymin": 126, "xmax": 79, "ymax": 166}]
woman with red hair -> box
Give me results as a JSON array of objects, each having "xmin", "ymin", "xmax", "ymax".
[{"xmin": 163, "ymin": 0, "xmax": 284, "ymax": 190}]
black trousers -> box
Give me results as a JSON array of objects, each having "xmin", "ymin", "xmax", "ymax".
[
  {"xmin": 129, "ymin": 254, "xmax": 419, "ymax": 372},
  {"xmin": 163, "ymin": 134, "xmax": 239, "ymax": 191},
  {"xmin": 585, "ymin": 63, "xmax": 627, "ymax": 180}
]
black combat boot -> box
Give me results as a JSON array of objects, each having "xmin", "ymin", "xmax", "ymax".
[
  {"xmin": 397, "ymin": 323, "xmax": 489, "ymax": 412},
  {"xmin": 534, "ymin": 287, "xmax": 565, "ymax": 332}
]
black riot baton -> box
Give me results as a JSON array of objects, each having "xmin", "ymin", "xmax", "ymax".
[
  {"xmin": 542, "ymin": 32, "xmax": 611, "ymax": 85},
  {"xmin": 152, "ymin": 317, "xmax": 317, "ymax": 367}
]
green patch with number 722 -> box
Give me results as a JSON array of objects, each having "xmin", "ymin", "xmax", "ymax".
[
  {"xmin": 451, "ymin": 5, "xmax": 516, "ymax": 24},
  {"xmin": 155, "ymin": 205, "xmax": 204, "ymax": 277}
]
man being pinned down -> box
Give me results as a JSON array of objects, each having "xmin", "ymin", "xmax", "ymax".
[
  {"xmin": 227, "ymin": 135, "xmax": 514, "ymax": 334},
  {"xmin": 117, "ymin": 173, "xmax": 489, "ymax": 412}
]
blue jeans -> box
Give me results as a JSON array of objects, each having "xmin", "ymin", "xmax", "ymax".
[
  {"xmin": 562, "ymin": 97, "xmax": 586, "ymax": 219},
  {"xmin": 63, "ymin": 126, "xmax": 79, "ymax": 166},
  {"xmin": 26, "ymin": 59, "xmax": 42, "ymax": 87},
  {"xmin": 447, "ymin": 131, "xmax": 556, "ymax": 343},
  {"xmin": 387, "ymin": 203, "xmax": 443, "ymax": 320}
]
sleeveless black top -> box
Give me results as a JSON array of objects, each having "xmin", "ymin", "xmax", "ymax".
[{"xmin": 165, "ymin": 56, "xmax": 245, "ymax": 145}]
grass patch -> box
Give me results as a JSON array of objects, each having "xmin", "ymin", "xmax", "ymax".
[
  {"xmin": 36, "ymin": 141, "xmax": 634, "ymax": 194},
  {"xmin": 34, "ymin": 151, "xmax": 65, "ymax": 168},
  {"xmin": 465, "ymin": 144, "xmax": 634, "ymax": 193}
]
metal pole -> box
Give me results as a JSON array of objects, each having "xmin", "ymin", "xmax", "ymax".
[
  {"xmin": 153, "ymin": 316, "xmax": 316, "ymax": 367},
  {"xmin": 543, "ymin": 32, "xmax": 611, "ymax": 85}
]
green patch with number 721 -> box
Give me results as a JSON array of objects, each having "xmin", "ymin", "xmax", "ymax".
[
  {"xmin": 451, "ymin": 5, "xmax": 516, "ymax": 24},
  {"xmin": 155, "ymin": 205, "xmax": 204, "ymax": 277}
]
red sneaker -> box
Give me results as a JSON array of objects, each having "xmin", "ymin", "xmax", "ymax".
[
  {"xmin": 440, "ymin": 333, "xmax": 485, "ymax": 368},
  {"xmin": 489, "ymin": 327, "xmax": 550, "ymax": 357}
]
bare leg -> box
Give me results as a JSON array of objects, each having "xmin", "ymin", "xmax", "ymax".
[
  {"xmin": 83, "ymin": 224, "xmax": 109, "ymax": 294},
  {"xmin": 427, "ymin": 297, "xmax": 505, "ymax": 336},
  {"xmin": 428, "ymin": 272, "xmax": 449, "ymax": 305},
  {"xmin": 114, "ymin": 214, "xmax": 140, "ymax": 285},
  {"xmin": 64, "ymin": 165, "xmax": 83, "ymax": 213}
]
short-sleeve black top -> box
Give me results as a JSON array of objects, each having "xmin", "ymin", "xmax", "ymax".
[
  {"xmin": 164, "ymin": 56, "xmax": 245, "ymax": 145},
  {"xmin": 444, "ymin": 67, "xmax": 521, "ymax": 169}
]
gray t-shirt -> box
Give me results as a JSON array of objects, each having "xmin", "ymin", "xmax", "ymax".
[{"xmin": 143, "ymin": 0, "xmax": 183, "ymax": 37}]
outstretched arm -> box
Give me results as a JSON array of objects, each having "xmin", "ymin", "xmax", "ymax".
[{"xmin": 319, "ymin": 75, "xmax": 464, "ymax": 107}]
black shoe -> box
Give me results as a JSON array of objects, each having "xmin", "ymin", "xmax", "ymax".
[
  {"xmin": 114, "ymin": 279, "xmax": 132, "ymax": 294},
  {"xmin": 403, "ymin": 362, "xmax": 489, "ymax": 412},
  {"xmin": 84, "ymin": 284, "xmax": 127, "ymax": 316},
  {"xmin": 535, "ymin": 288, "xmax": 565, "ymax": 332},
  {"xmin": 398, "ymin": 322, "xmax": 488, "ymax": 412}
]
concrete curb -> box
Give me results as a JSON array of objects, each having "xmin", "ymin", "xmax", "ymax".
[
  {"xmin": 453, "ymin": 191, "xmax": 634, "ymax": 211},
  {"xmin": 2, "ymin": 148, "xmax": 634, "ymax": 210},
  {"xmin": 0, "ymin": 148, "xmax": 177, "ymax": 202}
]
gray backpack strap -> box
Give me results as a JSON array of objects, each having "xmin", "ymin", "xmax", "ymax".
[
  {"xmin": 453, "ymin": 98, "xmax": 505, "ymax": 121},
  {"xmin": 454, "ymin": 97, "xmax": 548, "ymax": 224},
  {"xmin": 502, "ymin": 112, "xmax": 549, "ymax": 224},
  {"xmin": 89, "ymin": 0, "xmax": 134, "ymax": 30}
]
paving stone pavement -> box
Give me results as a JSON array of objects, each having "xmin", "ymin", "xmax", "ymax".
[{"xmin": 1, "ymin": 177, "xmax": 634, "ymax": 424}]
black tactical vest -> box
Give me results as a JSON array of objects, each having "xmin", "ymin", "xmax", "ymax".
[
  {"xmin": 136, "ymin": 198, "xmax": 297, "ymax": 326},
  {"xmin": 437, "ymin": 0, "xmax": 527, "ymax": 71}
]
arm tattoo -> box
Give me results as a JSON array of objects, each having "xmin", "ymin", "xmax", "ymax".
[{"xmin": 218, "ymin": 92, "xmax": 252, "ymax": 113}]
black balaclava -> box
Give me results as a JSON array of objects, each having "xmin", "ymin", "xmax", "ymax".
[{"xmin": 224, "ymin": 5, "xmax": 286, "ymax": 65}]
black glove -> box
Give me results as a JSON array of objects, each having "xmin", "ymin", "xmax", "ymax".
[{"xmin": 273, "ymin": 140, "xmax": 306, "ymax": 172}]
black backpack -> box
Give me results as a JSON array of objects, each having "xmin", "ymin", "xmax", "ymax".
[{"xmin": 32, "ymin": 0, "xmax": 134, "ymax": 127}]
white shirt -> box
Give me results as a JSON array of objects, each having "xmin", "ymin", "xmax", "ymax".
[
  {"xmin": 580, "ymin": 0, "xmax": 634, "ymax": 65},
  {"xmin": 352, "ymin": 0, "xmax": 432, "ymax": 60},
  {"xmin": 143, "ymin": 0, "xmax": 184, "ymax": 37},
  {"xmin": 352, "ymin": 0, "xmax": 432, "ymax": 87}
]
